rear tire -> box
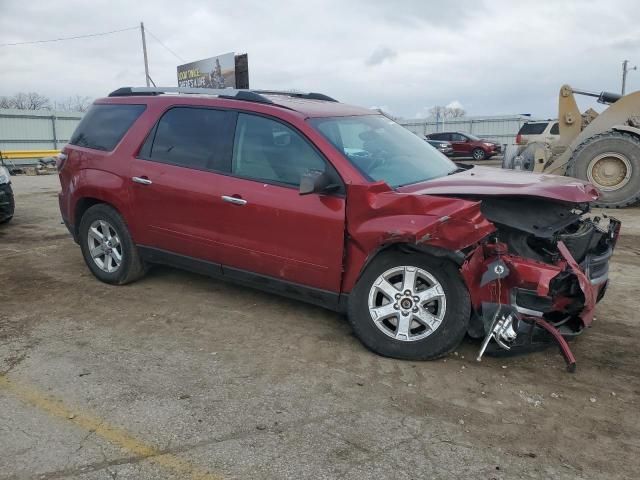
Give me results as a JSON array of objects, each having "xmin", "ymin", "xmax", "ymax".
[
  {"xmin": 78, "ymin": 204, "xmax": 146, "ymax": 285},
  {"xmin": 472, "ymin": 148, "xmax": 486, "ymax": 161},
  {"xmin": 347, "ymin": 251, "xmax": 470, "ymax": 360},
  {"xmin": 566, "ymin": 131, "xmax": 640, "ymax": 208}
]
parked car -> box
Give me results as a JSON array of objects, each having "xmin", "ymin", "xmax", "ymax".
[
  {"xmin": 57, "ymin": 87, "xmax": 619, "ymax": 363},
  {"xmin": 0, "ymin": 164, "xmax": 14, "ymax": 224},
  {"xmin": 515, "ymin": 120, "xmax": 559, "ymax": 145},
  {"xmin": 426, "ymin": 132, "xmax": 501, "ymax": 160},
  {"xmin": 426, "ymin": 139, "xmax": 454, "ymax": 156}
]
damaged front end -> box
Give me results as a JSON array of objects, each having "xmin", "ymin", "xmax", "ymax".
[{"xmin": 461, "ymin": 197, "xmax": 621, "ymax": 371}]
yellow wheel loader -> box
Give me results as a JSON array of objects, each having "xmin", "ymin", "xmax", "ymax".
[{"xmin": 503, "ymin": 85, "xmax": 640, "ymax": 207}]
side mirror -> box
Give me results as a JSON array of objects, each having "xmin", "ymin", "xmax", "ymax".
[{"xmin": 300, "ymin": 170, "xmax": 335, "ymax": 195}]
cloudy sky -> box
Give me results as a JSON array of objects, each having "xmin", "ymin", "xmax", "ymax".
[{"xmin": 1, "ymin": 0, "xmax": 639, "ymax": 118}]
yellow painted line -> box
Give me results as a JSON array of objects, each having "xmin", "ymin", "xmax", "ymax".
[{"xmin": 0, "ymin": 375, "xmax": 223, "ymax": 480}]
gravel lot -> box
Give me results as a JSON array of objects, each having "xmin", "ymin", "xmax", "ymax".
[{"xmin": 1, "ymin": 173, "xmax": 639, "ymax": 480}]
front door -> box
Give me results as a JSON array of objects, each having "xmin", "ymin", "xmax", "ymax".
[{"xmin": 213, "ymin": 112, "xmax": 346, "ymax": 292}]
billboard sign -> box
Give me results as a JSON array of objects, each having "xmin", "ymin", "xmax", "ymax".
[{"xmin": 177, "ymin": 52, "xmax": 237, "ymax": 89}]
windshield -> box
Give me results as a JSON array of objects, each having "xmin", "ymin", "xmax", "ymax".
[
  {"xmin": 309, "ymin": 115, "xmax": 457, "ymax": 187},
  {"xmin": 465, "ymin": 133, "xmax": 481, "ymax": 141}
]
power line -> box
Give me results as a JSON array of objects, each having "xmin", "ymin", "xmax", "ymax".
[
  {"xmin": 0, "ymin": 26, "xmax": 138, "ymax": 47},
  {"xmin": 145, "ymin": 29, "xmax": 186, "ymax": 62}
]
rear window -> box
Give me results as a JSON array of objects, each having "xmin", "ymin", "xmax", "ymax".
[
  {"xmin": 518, "ymin": 122, "xmax": 548, "ymax": 135},
  {"xmin": 70, "ymin": 104, "xmax": 145, "ymax": 151}
]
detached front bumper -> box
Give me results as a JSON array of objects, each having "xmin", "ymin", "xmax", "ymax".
[{"xmin": 462, "ymin": 217, "xmax": 620, "ymax": 369}]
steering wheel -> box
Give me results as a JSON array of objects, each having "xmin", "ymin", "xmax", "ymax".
[{"xmin": 367, "ymin": 150, "xmax": 389, "ymax": 172}]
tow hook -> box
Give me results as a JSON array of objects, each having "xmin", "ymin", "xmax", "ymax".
[{"xmin": 476, "ymin": 303, "xmax": 518, "ymax": 361}]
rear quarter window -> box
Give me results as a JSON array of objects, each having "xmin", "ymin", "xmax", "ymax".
[
  {"xmin": 69, "ymin": 104, "xmax": 145, "ymax": 151},
  {"xmin": 518, "ymin": 122, "xmax": 548, "ymax": 135},
  {"xmin": 550, "ymin": 122, "xmax": 559, "ymax": 135}
]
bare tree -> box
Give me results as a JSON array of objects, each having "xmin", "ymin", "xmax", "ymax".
[
  {"xmin": 57, "ymin": 95, "xmax": 92, "ymax": 112},
  {"xmin": 429, "ymin": 105, "xmax": 447, "ymax": 120},
  {"xmin": 429, "ymin": 105, "xmax": 466, "ymax": 120},
  {"xmin": 9, "ymin": 92, "xmax": 51, "ymax": 110},
  {"xmin": 0, "ymin": 96, "xmax": 12, "ymax": 109},
  {"xmin": 447, "ymin": 107, "xmax": 466, "ymax": 118}
]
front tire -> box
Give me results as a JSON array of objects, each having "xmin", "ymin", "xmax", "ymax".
[
  {"xmin": 348, "ymin": 251, "xmax": 470, "ymax": 360},
  {"xmin": 78, "ymin": 204, "xmax": 146, "ymax": 285},
  {"xmin": 567, "ymin": 131, "xmax": 640, "ymax": 208},
  {"xmin": 472, "ymin": 148, "xmax": 486, "ymax": 161}
]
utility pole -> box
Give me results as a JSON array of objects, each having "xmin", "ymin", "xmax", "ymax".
[
  {"xmin": 140, "ymin": 22, "xmax": 150, "ymax": 87},
  {"xmin": 622, "ymin": 59, "xmax": 637, "ymax": 95}
]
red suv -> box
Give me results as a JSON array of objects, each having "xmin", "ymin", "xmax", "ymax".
[
  {"xmin": 58, "ymin": 87, "xmax": 619, "ymax": 366},
  {"xmin": 426, "ymin": 132, "xmax": 501, "ymax": 160}
]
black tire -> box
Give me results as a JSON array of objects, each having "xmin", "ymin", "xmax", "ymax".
[
  {"xmin": 566, "ymin": 131, "xmax": 640, "ymax": 208},
  {"xmin": 501, "ymin": 144, "xmax": 520, "ymax": 169},
  {"xmin": 78, "ymin": 204, "xmax": 146, "ymax": 285},
  {"xmin": 472, "ymin": 148, "xmax": 486, "ymax": 161},
  {"xmin": 0, "ymin": 184, "xmax": 15, "ymax": 224},
  {"xmin": 347, "ymin": 251, "xmax": 470, "ymax": 360}
]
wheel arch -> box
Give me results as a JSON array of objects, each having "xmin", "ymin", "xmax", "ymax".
[
  {"xmin": 612, "ymin": 124, "xmax": 640, "ymax": 139},
  {"xmin": 69, "ymin": 169, "xmax": 133, "ymax": 240},
  {"xmin": 73, "ymin": 197, "xmax": 128, "ymax": 241},
  {"xmin": 345, "ymin": 241, "xmax": 466, "ymax": 296}
]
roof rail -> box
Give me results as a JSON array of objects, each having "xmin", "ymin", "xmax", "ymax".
[
  {"xmin": 253, "ymin": 90, "xmax": 338, "ymax": 102},
  {"xmin": 107, "ymin": 87, "xmax": 338, "ymax": 104},
  {"xmin": 108, "ymin": 87, "xmax": 273, "ymax": 104}
]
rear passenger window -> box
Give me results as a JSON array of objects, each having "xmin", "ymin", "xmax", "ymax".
[
  {"xmin": 518, "ymin": 123, "xmax": 548, "ymax": 135},
  {"xmin": 550, "ymin": 122, "xmax": 559, "ymax": 135},
  {"xmin": 143, "ymin": 107, "xmax": 235, "ymax": 171},
  {"xmin": 232, "ymin": 113, "xmax": 327, "ymax": 186},
  {"xmin": 70, "ymin": 104, "xmax": 145, "ymax": 151}
]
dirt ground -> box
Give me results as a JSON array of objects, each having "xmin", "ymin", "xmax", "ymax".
[{"xmin": 1, "ymin": 173, "xmax": 639, "ymax": 480}]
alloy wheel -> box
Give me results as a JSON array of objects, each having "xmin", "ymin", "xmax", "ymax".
[
  {"xmin": 87, "ymin": 220, "xmax": 123, "ymax": 273},
  {"xmin": 367, "ymin": 266, "xmax": 446, "ymax": 342}
]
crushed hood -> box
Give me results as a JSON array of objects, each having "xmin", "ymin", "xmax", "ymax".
[{"xmin": 396, "ymin": 166, "xmax": 600, "ymax": 204}]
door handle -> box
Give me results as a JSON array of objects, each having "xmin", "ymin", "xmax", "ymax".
[
  {"xmin": 221, "ymin": 195, "xmax": 247, "ymax": 206},
  {"xmin": 132, "ymin": 176, "xmax": 152, "ymax": 185}
]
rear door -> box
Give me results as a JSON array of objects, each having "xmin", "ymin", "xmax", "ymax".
[
  {"xmin": 450, "ymin": 133, "xmax": 470, "ymax": 155},
  {"xmin": 211, "ymin": 112, "xmax": 346, "ymax": 292},
  {"xmin": 129, "ymin": 106, "xmax": 236, "ymax": 265}
]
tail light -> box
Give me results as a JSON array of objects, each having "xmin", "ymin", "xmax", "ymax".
[
  {"xmin": 56, "ymin": 151, "xmax": 68, "ymax": 172},
  {"xmin": 515, "ymin": 134, "xmax": 522, "ymax": 145}
]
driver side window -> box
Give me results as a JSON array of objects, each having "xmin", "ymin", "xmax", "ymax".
[{"xmin": 232, "ymin": 113, "xmax": 327, "ymax": 187}]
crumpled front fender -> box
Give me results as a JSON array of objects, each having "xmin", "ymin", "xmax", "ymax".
[{"xmin": 341, "ymin": 182, "xmax": 496, "ymax": 293}]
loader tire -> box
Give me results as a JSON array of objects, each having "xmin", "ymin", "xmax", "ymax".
[{"xmin": 566, "ymin": 131, "xmax": 640, "ymax": 208}]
